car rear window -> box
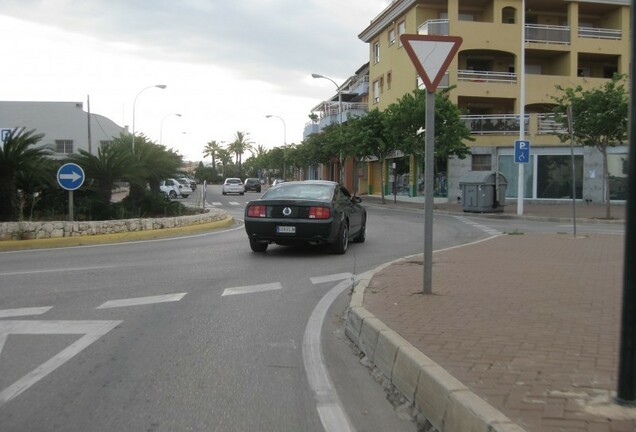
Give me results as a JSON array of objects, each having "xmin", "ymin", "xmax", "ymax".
[
  {"xmin": 227, "ymin": 179, "xmax": 241, "ymax": 184},
  {"xmin": 262, "ymin": 184, "xmax": 333, "ymax": 200}
]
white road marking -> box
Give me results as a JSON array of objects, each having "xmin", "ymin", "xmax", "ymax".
[
  {"xmin": 454, "ymin": 216, "xmax": 503, "ymax": 236},
  {"xmin": 0, "ymin": 306, "xmax": 53, "ymax": 318},
  {"xmin": 96, "ymin": 293, "xmax": 187, "ymax": 309},
  {"xmin": 222, "ymin": 282, "xmax": 282, "ymax": 297},
  {"xmin": 303, "ymin": 278, "xmax": 355, "ymax": 432},
  {"xmin": 0, "ymin": 266, "xmax": 116, "ymax": 277},
  {"xmin": 310, "ymin": 273, "xmax": 353, "ymax": 285},
  {"xmin": 211, "ymin": 202, "xmax": 223, "ymax": 206},
  {"xmin": 0, "ymin": 319, "xmax": 121, "ymax": 406},
  {"xmin": 229, "ymin": 202, "xmax": 241, "ymax": 206}
]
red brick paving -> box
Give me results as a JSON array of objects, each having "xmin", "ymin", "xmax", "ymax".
[{"xmin": 363, "ymin": 233, "xmax": 636, "ymax": 431}]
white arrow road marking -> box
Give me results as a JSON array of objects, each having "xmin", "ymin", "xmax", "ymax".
[
  {"xmin": 96, "ymin": 293, "xmax": 187, "ymax": 309},
  {"xmin": 222, "ymin": 282, "xmax": 282, "ymax": 297},
  {"xmin": 59, "ymin": 171, "xmax": 82, "ymax": 182},
  {"xmin": 0, "ymin": 320, "xmax": 121, "ymax": 406},
  {"xmin": 310, "ymin": 273, "xmax": 354, "ymax": 285},
  {"xmin": 0, "ymin": 306, "xmax": 53, "ymax": 318}
]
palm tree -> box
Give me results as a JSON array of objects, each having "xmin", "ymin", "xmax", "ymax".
[
  {"xmin": 0, "ymin": 128, "xmax": 49, "ymax": 221},
  {"xmin": 69, "ymin": 146, "xmax": 133, "ymax": 212},
  {"xmin": 227, "ymin": 131, "xmax": 253, "ymax": 177},
  {"xmin": 216, "ymin": 147, "xmax": 233, "ymax": 178},
  {"xmin": 202, "ymin": 140, "xmax": 222, "ymax": 175}
]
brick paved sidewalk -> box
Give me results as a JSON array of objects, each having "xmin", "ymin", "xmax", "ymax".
[{"xmin": 362, "ymin": 234, "xmax": 636, "ymax": 432}]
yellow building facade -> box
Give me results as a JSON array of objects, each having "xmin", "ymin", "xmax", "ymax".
[{"xmin": 358, "ymin": 0, "xmax": 630, "ymax": 203}]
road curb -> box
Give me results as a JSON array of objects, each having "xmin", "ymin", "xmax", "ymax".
[{"xmin": 346, "ymin": 256, "xmax": 527, "ymax": 432}]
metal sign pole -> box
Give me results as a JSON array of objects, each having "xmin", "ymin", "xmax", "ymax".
[
  {"xmin": 68, "ymin": 191, "xmax": 74, "ymax": 222},
  {"xmin": 423, "ymin": 90, "xmax": 435, "ymax": 295}
]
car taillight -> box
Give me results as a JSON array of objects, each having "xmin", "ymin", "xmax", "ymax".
[
  {"xmin": 308, "ymin": 206, "xmax": 330, "ymax": 219},
  {"xmin": 247, "ymin": 205, "xmax": 267, "ymax": 218}
]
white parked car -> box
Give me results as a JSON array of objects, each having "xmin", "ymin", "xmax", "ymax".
[
  {"xmin": 222, "ymin": 178, "xmax": 244, "ymax": 195},
  {"xmin": 161, "ymin": 178, "xmax": 192, "ymax": 199}
]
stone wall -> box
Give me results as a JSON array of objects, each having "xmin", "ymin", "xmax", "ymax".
[{"xmin": 0, "ymin": 208, "xmax": 230, "ymax": 241}]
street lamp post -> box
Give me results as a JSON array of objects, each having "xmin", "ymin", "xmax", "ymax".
[
  {"xmin": 266, "ymin": 115, "xmax": 287, "ymax": 180},
  {"xmin": 132, "ymin": 84, "xmax": 167, "ymax": 152},
  {"xmin": 160, "ymin": 113, "xmax": 182, "ymax": 145},
  {"xmin": 312, "ymin": 73, "xmax": 344, "ymax": 183}
]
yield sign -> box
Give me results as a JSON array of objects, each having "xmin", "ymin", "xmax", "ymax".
[{"xmin": 400, "ymin": 34, "xmax": 462, "ymax": 91}]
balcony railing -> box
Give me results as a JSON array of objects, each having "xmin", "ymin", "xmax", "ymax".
[
  {"xmin": 462, "ymin": 114, "xmax": 529, "ymax": 135},
  {"xmin": 458, "ymin": 70, "xmax": 517, "ymax": 83},
  {"xmin": 537, "ymin": 114, "xmax": 567, "ymax": 134},
  {"xmin": 417, "ymin": 19, "xmax": 449, "ymax": 36},
  {"xmin": 525, "ymin": 24, "xmax": 570, "ymax": 44},
  {"xmin": 578, "ymin": 26, "xmax": 622, "ymax": 40}
]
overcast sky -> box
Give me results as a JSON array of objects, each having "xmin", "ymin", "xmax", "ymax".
[{"xmin": 0, "ymin": 0, "xmax": 391, "ymax": 161}]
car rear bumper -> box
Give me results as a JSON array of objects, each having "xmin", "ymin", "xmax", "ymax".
[{"xmin": 245, "ymin": 218, "xmax": 338, "ymax": 244}]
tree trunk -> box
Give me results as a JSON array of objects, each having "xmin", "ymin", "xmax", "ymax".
[{"xmin": 602, "ymin": 148, "xmax": 611, "ymax": 219}]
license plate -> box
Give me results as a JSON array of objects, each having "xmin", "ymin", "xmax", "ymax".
[{"xmin": 276, "ymin": 226, "xmax": 295, "ymax": 234}]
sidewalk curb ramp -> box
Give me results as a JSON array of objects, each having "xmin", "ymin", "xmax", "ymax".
[{"xmin": 346, "ymin": 257, "xmax": 527, "ymax": 432}]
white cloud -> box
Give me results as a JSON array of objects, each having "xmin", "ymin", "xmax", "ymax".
[{"xmin": 0, "ymin": 0, "xmax": 391, "ymax": 160}]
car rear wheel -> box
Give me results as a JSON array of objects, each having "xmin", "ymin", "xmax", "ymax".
[
  {"xmin": 331, "ymin": 221, "xmax": 348, "ymax": 254},
  {"xmin": 181, "ymin": 194, "xmax": 189, "ymax": 198},
  {"xmin": 169, "ymin": 190, "xmax": 177, "ymax": 199},
  {"xmin": 250, "ymin": 238, "xmax": 268, "ymax": 252}
]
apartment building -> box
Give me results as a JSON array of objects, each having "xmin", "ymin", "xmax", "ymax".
[
  {"xmin": 0, "ymin": 101, "xmax": 124, "ymax": 158},
  {"xmin": 358, "ymin": 0, "xmax": 630, "ymax": 203}
]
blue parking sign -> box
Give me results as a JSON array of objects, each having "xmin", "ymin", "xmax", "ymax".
[{"xmin": 514, "ymin": 140, "xmax": 530, "ymax": 164}]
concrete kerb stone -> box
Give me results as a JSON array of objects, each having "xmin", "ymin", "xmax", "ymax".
[
  {"xmin": 444, "ymin": 391, "xmax": 524, "ymax": 432},
  {"xmin": 345, "ymin": 253, "xmax": 527, "ymax": 432}
]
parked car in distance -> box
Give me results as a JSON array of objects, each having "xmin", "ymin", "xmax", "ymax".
[
  {"xmin": 244, "ymin": 178, "xmax": 262, "ymax": 193},
  {"xmin": 162, "ymin": 178, "xmax": 192, "ymax": 198},
  {"xmin": 177, "ymin": 176, "xmax": 197, "ymax": 191},
  {"xmin": 160, "ymin": 179, "xmax": 181, "ymax": 199},
  {"xmin": 244, "ymin": 180, "xmax": 366, "ymax": 254},
  {"xmin": 222, "ymin": 178, "xmax": 244, "ymax": 195}
]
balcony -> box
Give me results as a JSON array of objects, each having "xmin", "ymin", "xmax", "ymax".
[
  {"xmin": 462, "ymin": 114, "xmax": 529, "ymax": 135},
  {"xmin": 537, "ymin": 114, "xmax": 567, "ymax": 135},
  {"xmin": 458, "ymin": 70, "xmax": 516, "ymax": 84},
  {"xmin": 578, "ymin": 26, "xmax": 622, "ymax": 40},
  {"xmin": 417, "ymin": 19, "xmax": 449, "ymax": 36},
  {"xmin": 525, "ymin": 24, "xmax": 570, "ymax": 45}
]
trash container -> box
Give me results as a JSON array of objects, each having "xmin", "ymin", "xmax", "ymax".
[{"xmin": 459, "ymin": 171, "xmax": 507, "ymax": 213}]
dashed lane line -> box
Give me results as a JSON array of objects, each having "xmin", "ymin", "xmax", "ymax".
[
  {"xmin": 222, "ymin": 282, "xmax": 282, "ymax": 297},
  {"xmin": 96, "ymin": 293, "xmax": 187, "ymax": 309},
  {"xmin": 0, "ymin": 306, "xmax": 53, "ymax": 318}
]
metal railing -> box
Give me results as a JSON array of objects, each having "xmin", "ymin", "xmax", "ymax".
[
  {"xmin": 537, "ymin": 114, "xmax": 567, "ymax": 134},
  {"xmin": 578, "ymin": 26, "xmax": 622, "ymax": 40},
  {"xmin": 525, "ymin": 24, "xmax": 570, "ymax": 44},
  {"xmin": 458, "ymin": 70, "xmax": 517, "ymax": 83},
  {"xmin": 417, "ymin": 19, "xmax": 449, "ymax": 36},
  {"xmin": 461, "ymin": 114, "xmax": 529, "ymax": 135}
]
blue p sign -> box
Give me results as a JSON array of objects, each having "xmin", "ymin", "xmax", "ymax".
[{"xmin": 514, "ymin": 140, "xmax": 530, "ymax": 164}]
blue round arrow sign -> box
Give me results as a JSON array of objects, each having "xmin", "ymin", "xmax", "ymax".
[{"xmin": 57, "ymin": 163, "xmax": 85, "ymax": 191}]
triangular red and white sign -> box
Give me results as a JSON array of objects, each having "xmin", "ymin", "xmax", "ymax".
[{"xmin": 400, "ymin": 34, "xmax": 462, "ymax": 91}]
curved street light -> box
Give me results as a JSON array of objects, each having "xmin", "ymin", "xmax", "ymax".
[
  {"xmin": 312, "ymin": 73, "xmax": 343, "ymax": 183},
  {"xmin": 266, "ymin": 114, "xmax": 287, "ymax": 180},
  {"xmin": 160, "ymin": 113, "xmax": 182, "ymax": 145},
  {"xmin": 132, "ymin": 84, "xmax": 167, "ymax": 151}
]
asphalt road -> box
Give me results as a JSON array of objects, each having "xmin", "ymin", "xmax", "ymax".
[{"xmin": 0, "ymin": 185, "xmax": 622, "ymax": 431}]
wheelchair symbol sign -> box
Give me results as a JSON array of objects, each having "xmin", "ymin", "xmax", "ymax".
[{"xmin": 514, "ymin": 140, "xmax": 530, "ymax": 164}]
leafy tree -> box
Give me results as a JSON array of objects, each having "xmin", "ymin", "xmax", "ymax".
[
  {"xmin": 0, "ymin": 128, "xmax": 50, "ymax": 221},
  {"xmin": 553, "ymin": 74, "xmax": 628, "ymax": 218}
]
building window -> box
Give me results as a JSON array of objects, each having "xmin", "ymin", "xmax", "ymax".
[
  {"xmin": 537, "ymin": 155, "xmax": 583, "ymax": 199},
  {"xmin": 608, "ymin": 153, "xmax": 628, "ymax": 200},
  {"xmin": 387, "ymin": 71, "xmax": 392, "ymax": 90},
  {"xmin": 471, "ymin": 154, "xmax": 492, "ymax": 171},
  {"xmin": 388, "ymin": 28, "xmax": 396, "ymax": 45},
  {"xmin": 100, "ymin": 140, "xmax": 113, "ymax": 150},
  {"xmin": 55, "ymin": 140, "xmax": 73, "ymax": 154},
  {"xmin": 373, "ymin": 41, "xmax": 380, "ymax": 63},
  {"xmin": 398, "ymin": 21, "xmax": 406, "ymax": 46},
  {"xmin": 373, "ymin": 79, "xmax": 380, "ymax": 104}
]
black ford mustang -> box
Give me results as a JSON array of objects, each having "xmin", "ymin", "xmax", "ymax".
[{"xmin": 244, "ymin": 180, "xmax": 366, "ymax": 254}]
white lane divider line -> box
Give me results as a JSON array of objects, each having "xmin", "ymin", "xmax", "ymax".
[
  {"xmin": 222, "ymin": 282, "xmax": 282, "ymax": 297},
  {"xmin": 454, "ymin": 216, "xmax": 503, "ymax": 236},
  {"xmin": 0, "ymin": 306, "xmax": 53, "ymax": 319},
  {"xmin": 211, "ymin": 202, "xmax": 223, "ymax": 206},
  {"xmin": 0, "ymin": 319, "xmax": 121, "ymax": 407},
  {"xmin": 0, "ymin": 266, "xmax": 116, "ymax": 277},
  {"xmin": 229, "ymin": 202, "xmax": 241, "ymax": 206},
  {"xmin": 310, "ymin": 273, "xmax": 354, "ymax": 285},
  {"xmin": 96, "ymin": 293, "xmax": 187, "ymax": 309}
]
